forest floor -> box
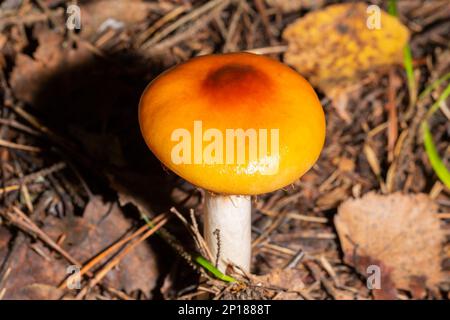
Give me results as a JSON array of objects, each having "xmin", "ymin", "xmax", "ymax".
[{"xmin": 0, "ymin": 0, "xmax": 449, "ymax": 300}]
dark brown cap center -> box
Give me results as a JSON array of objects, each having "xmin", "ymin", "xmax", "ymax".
[{"xmin": 201, "ymin": 63, "xmax": 273, "ymax": 107}]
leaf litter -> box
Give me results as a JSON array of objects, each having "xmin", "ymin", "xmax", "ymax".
[
  {"xmin": 283, "ymin": 3, "xmax": 410, "ymax": 122},
  {"xmin": 0, "ymin": 0, "xmax": 449, "ymax": 300},
  {"xmin": 0, "ymin": 197, "xmax": 159, "ymax": 299},
  {"xmin": 335, "ymin": 192, "xmax": 444, "ymax": 299}
]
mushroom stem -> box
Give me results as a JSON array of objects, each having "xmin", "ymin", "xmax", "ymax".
[{"xmin": 204, "ymin": 193, "xmax": 251, "ymax": 273}]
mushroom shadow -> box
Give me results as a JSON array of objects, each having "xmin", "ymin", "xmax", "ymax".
[{"xmin": 23, "ymin": 45, "xmax": 198, "ymax": 298}]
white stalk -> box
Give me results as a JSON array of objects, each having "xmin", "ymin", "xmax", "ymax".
[{"xmin": 204, "ymin": 193, "xmax": 251, "ymax": 273}]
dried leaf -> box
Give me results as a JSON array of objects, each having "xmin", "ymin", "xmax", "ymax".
[
  {"xmin": 252, "ymin": 268, "xmax": 307, "ymax": 299},
  {"xmin": 10, "ymin": 31, "xmax": 91, "ymax": 106},
  {"xmin": 346, "ymin": 254, "xmax": 398, "ymax": 300},
  {"xmin": 17, "ymin": 283, "xmax": 64, "ymax": 300},
  {"xmin": 0, "ymin": 238, "xmax": 67, "ymax": 299},
  {"xmin": 43, "ymin": 196, "xmax": 159, "ymax": 296},
  {"xmin": 283, "ymin": 3, "xmax": 409, "ymax": 98},
  {"xmin": 335, "ymin": 192, "xmax": 444, "ymax": 296},
  {"xmin": 1, "ymin": 197, "xmax": 159, "ymax": 299}
]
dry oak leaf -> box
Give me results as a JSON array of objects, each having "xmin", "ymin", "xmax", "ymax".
[
  {"xmin": 283, "ymin": 3, "xmax": 409, "ymax": 98},
  {"xmin": 335, "ymin": 192, "xmax": 444, "ymax": 294}
]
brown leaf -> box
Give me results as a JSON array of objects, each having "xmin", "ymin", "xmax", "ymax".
[
  {"xmin": 0, "ymin": 195, "xmax": 159, "ymax": 299},
  {"xmin": 1, "ymin": 238, "xmax": 67, "ymax": 300},
  {"xmin": 43, "ymin": 196, "xmax": 159, "ymax": 296},
  {"xmin": 10, "ymin": 31, "xmax": 92, "ymax": 106},
  {"xmin": 17, "ymin": 283, "xmax": 64, "ymax": 300},
  {"xmin": 335, "ymin": 192, "xmax": 444, "ymax": 296},
  {"xmin": 252, "ymin": 268, "xmax": 307, "ymax": 299},
  {"xmin": 347, "ymin": 254, "xmax": 398, "ymax": 300},
  {"xmin": 409, "ymin": 276, "xmax": 428, "ymax": 299}
]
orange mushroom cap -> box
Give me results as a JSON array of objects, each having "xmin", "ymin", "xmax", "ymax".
[{"xmin": 139, "ymin": 52, "xmax": 325, "ymax": 195}]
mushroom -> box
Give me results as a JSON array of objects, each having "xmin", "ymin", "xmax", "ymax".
[{"xmin": 139, "ymin": 52, "xmax": 325, "ymax": 273}]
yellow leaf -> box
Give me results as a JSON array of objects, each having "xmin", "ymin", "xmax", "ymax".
[{"xmin": 283, "ymin": 3, "xmax": 409, "ymax": 95}]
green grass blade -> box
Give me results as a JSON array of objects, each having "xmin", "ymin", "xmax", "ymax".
[
  {"xmin": 403, "ymin": 45, "xmax": 417, "ymax": 105},
  {"xmin": 141, "ymin": 213, "xmax": 236, "ymax": 283},
  {"xmin": 388, "ymin": 0, "xmax": 417, "ymax": 107},
  {"xmin": 194, "ymin": 255, "xmax": 236, "ymax": 283},
  {"xmin": 425, "ymin": 83, "xmax": 450, "ymax": 119},
  {"xmin": 422, "ymin": 122, "xmax": 450, "ymax": 188},
  {"xmin": 419, "ymin": 72, "xmax": 450, "ymax": 100},
  {"xmin": 387, "ymin": 0, "xmax": 398, "ymax": 16}
]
